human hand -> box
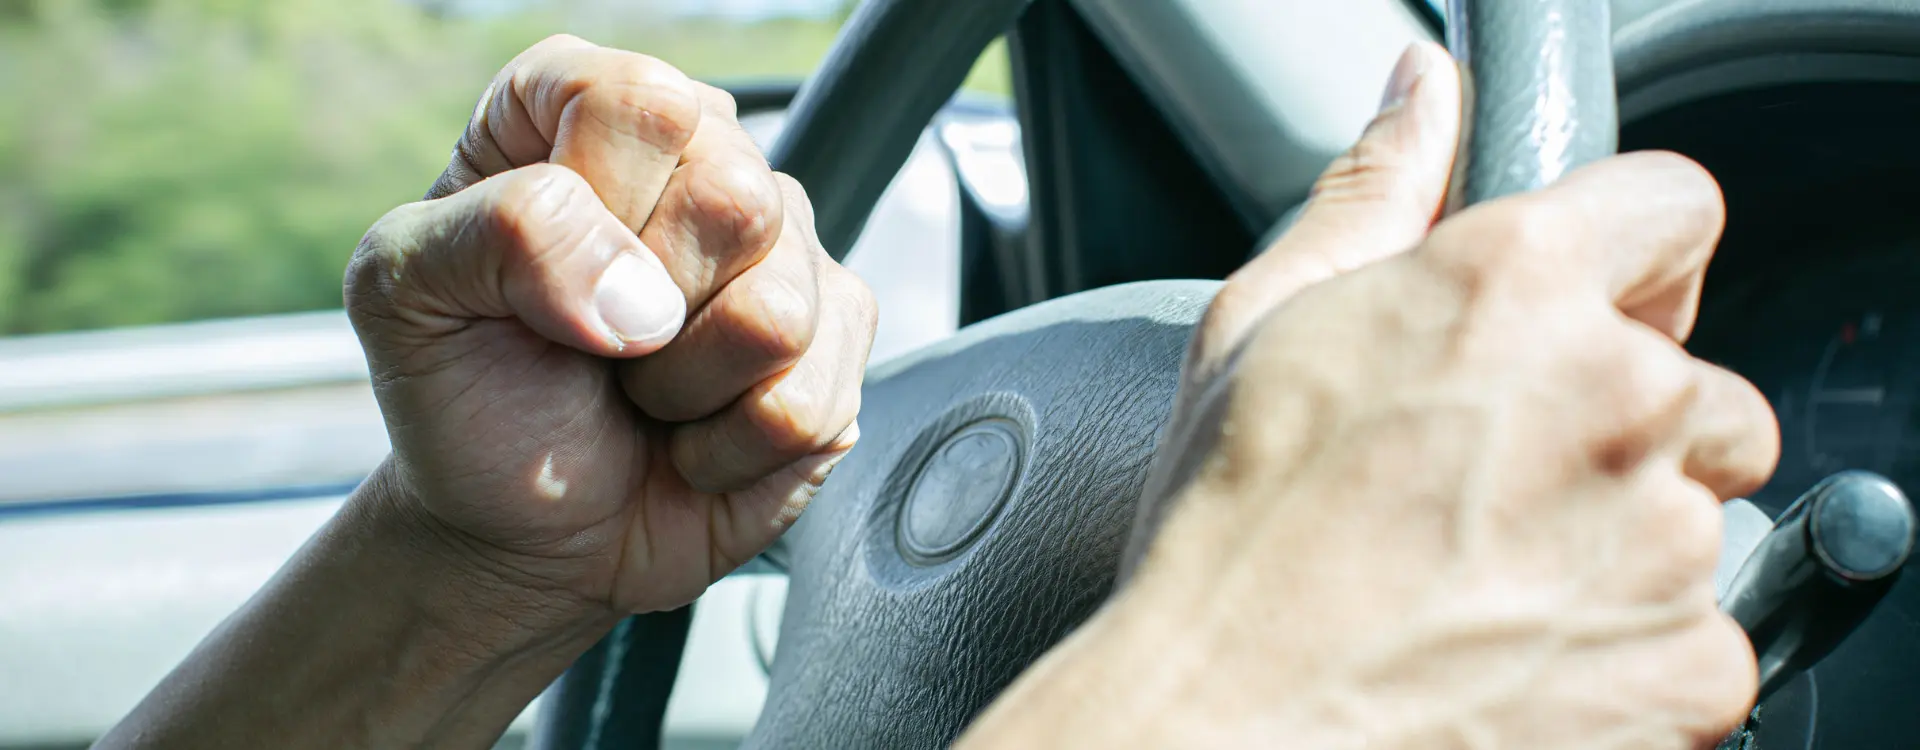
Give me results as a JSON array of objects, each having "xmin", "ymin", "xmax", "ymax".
[
  {"xmin": 963, "ymin": 43, "xmax": 1777, "ymax": 749},
  {"xmin": 1125, "ymin": 40, "xmax": 1467, "ymax": 568},
  {"xmin": 97, "ymin": 38, "xmax": 877, "ymax": 750},
  {"xmin": 346, "ymin": 35, "xmax": 876, "ymax": 622}
]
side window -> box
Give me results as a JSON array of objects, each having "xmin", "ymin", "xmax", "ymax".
[
  {"xmin": 0, "ymin": 2, "xmax": 1009, "ymax": 749},
  {"xmin": 0, "ymin": 0, "xmax": 1007, "ymax": 337}
]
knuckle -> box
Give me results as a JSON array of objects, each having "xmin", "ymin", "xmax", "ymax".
[
  {"xmin": 1207, "ymin": 249, "xmax": 1334, "ymax": 334},
  {"xmin": 1426, "ymin": 199, "xmax": 1571, "ymax": 296},
  {"xmin": 720, "ymin": 272, "xmax": 819, "ymax": 366},
  {"xmin": 1687, "ymin": 364, "xmax": 1783, "ymax": 499},
  {"xmin": 508, "ymin": 34, "xmax": 594, "ymax": 72},
  {"xmin": 828, "ymin": 266, "xmax": 879, "ymax": 334},
  {"xmin": 1607, "ymin": 339, "xmax": 1692, "ymax": 415},
  {"xmin": 748, "ymin": 375, "xmax": 842, "ymax": 457},
  {"xmin": 1493, "ymin": 198, "xmax": 1573, "ymax": 254},
  {"xmin": 1194, "ymin": 283, "xmax": 1258, "ymax": 350},
  {"xmin": 1626, "ymin": 151, "xmax": 1725, "ymax": 218},
  {"xmin": 576, "ymin": 54, "xmax": 702, "ymax": 153},
  {"xmin": 352, "ymin": 203, "xmax": 420, "ymax": 260},
  {"xmin": 694, "ymin": 80, "xmax": 740, "ymax": 119},
  {"xmin": 530, "ymin": 33, "xmax": 590, "ymax": 54},
  {"xmin": 1716, "ymin": 366, "xmax": 1776, "ymax": 431},
  {"xmin": 1583, "ymin": 334, "xmax": 1697, "ymax": 475},
  {"xmin": 1561, "ymin": 150, "xmax": 1724, "ymax": 258},
  {"xmin": 772, "ymin": 172, "xmax": 816, "ymax": 224},
  {"xmin": 485, "ymin": 164, "xmax": 596, "ymax": 256},
  {"xmin": 1646, "ymin": 482, "xmax": 1725, "ymax": 578},
  {"xmin": 682, "ymin": 157, "xmax": 783, "ymax": 254},
  {"xmin": 1688, "ymin": 615, "xmax": 1761, "ymax": 731},
  {"xmin": 344, "ymin": 204, "xmax": 427, "ymax": 303},
  {"xmin": 667, "ymin": 423, "xmax": 733, "ymax": 493},
  {"xmin": 773, "ymin": 171, "xmax": 810, "ymax": 203},
  {"xmin": 1632, "ymin": 151, "xmax": 1728, "ymax": 250}
]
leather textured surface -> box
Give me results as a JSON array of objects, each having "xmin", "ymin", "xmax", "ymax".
[
  {"xmin": 1446, "ymin": 0, "xmax": 1618, "ymax": 206},
  {"xmin": 745, "ymin": 280, "xmax": 1219, "ymax": 749}
]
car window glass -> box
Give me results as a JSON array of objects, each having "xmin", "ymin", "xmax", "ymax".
[
  {"xmin": 0, "ymin": 0, "xmax": 1008, "ymax": 337},
  {"xmin": 0, "ymin": 2, "xmax": 1008, "ymax": 747}
]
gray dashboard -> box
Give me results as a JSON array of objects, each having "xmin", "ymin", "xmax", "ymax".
[
  {"xmin": 1616, "ymin": 0, "xmax": 1920, "ymax": 120},
  {"xmin": 1071, "ymin": 0, "xmax": 1920, "ymax": 236}
]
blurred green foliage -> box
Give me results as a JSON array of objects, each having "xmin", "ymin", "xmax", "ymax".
[{"xmin": 0, "ymin": 0, "xmax": 1009, "ymax": 334}]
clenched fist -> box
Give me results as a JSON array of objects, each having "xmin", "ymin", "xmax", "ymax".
[
  {"xmin": 100, "ymin": 37, "xmax": 878, "ymax": 750},
  {"xmin": 347, "ymin": 34, "xmax": 876, "ymax": 616}
]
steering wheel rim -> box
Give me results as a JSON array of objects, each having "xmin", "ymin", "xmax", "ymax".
[
  {"xmin": 532, "ymin": 2, "xmax": 1619, "ymax": 748},
  {"xmin": 1444, "ymin": 0, "xmax": 1618, "ymax": 209}
]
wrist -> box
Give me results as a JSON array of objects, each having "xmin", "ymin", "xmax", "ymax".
[
  {"xmin": 348, "ymin": 461, "xmax": 625, "ymax": 665},
  {"xmin": 97, "ymin": 462, "xmax": 624, "ymax": 750},
  {"xmin": 318, "ymin": 467, "xmax": 626, "ymax": 745},
  {"xmin": 314, "ymin": 464, "xmax": 625, "ymax": 746}
]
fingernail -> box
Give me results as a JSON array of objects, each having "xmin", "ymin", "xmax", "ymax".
[
  {"xmin": 594, "ymin": 250, "xmax": 685, "ymax": 350},
  {"xmin": 1380, "ymin": 42, "xmax": 1439, "ymax": 112}
]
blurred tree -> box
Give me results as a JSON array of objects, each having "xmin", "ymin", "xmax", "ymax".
[
  {"xmin": 0, "ymin": 0, "xmax": 1008, "ymax": 335},
  {"xmin": 0, "ymin": 0, "xmax": 536, "ymax": 333}
]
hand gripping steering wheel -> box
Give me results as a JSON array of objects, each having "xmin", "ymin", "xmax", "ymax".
[{"xmin": 531, "ymin": 2, "xmax": 1915, "ymax": 748}]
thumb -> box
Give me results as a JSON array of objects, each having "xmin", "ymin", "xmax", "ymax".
[
  {"xmin": 1190, "ymin": 41, "xmax": 1462, "ymax": 370},
  {"xmin": 346, "ymin": 162, "xmax": 687, "ymax": 359}
]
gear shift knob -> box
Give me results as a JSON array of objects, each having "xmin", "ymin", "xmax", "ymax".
[{"xmin": 1720, "ymin": 470, "xmax": 1917, "ymax": 701}]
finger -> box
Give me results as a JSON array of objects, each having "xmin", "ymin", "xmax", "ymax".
[
  {"xmin": 1569, "ymin": 325, "xmax": 1778, "ymax": 501},
  {"xmin": 637, "ymin": 94, "xmax": 787, "ymax": 310},
  {"xmin": 704, "ymin": 420, "xmax": 861, "ymax": 576},
  {"xmin": 1190, "ymin": 41, "xmax": 1460, "ymax": 372},
  {"xmin": 1428, "ymin": 150, "xmax": 1726, "ymax": 342},
  {"xmin": 430, "ymin": 34, "xmax": 703, "ymax": 235},
  {"xmin": 1679, "ymin": 360, "xmax": 1781, "ymax": 501},
  {"xmin": 621, "ymin": 212, "xmax": 822, "ymax": 422},
  {"xmin": 1606, "ymin": 468, "xmax": 1726, "ymax": 605},
  {"xmin": 1552, "ymin": 611, "xmax": 1755, "ymax": 746},
  {"xmin": 428, "ymin": 34, "xmax": 596, "ymax": 197},
  {"xmin": 347, "ymin": 163, "xmax": 685, "ymax": 357},
  {"xmin": 1668, "ymin": 614, "xmax": 1762, "ymax": 743},
  {"xmin": 668, "ymin": 265, "xmax": 878, "ymax": 493}
]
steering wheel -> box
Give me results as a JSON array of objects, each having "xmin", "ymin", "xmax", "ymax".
[{"xmin": 531, "ymin": 1, "xmax": 1854, "ymax": 748}]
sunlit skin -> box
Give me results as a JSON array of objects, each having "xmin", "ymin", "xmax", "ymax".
[
  {"xmin": 97, "ymin": 35, "xmax": 876, "ymax": 749},
  {"xmin": 347, "ymin": 34, "xmax": 878, "ymax": 615},
  {"xmin": 96, "ymin": 39, "xmax": 1774, "ymax": 750},
  {"xmin": 963, "ymin": 43, "xmax": 1774, "ymax": 750}
]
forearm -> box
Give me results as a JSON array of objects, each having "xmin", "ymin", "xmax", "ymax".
[{"xmin": 95, "ymin": 466, "xmax": 622, "ymax": 750}]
